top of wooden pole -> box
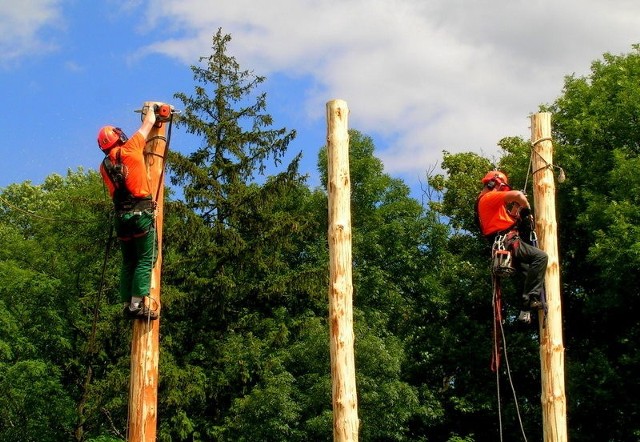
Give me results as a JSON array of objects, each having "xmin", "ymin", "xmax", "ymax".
[
  {"xmin": 326, "ymin": 100, "xmax": 349, "ymax": 131},
  {"xmin": 327, "ymin": 98, "xmax": 348, "ymax": 106}
]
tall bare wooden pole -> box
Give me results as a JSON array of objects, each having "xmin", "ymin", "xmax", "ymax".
[
  {"xmin": 530, "ymin": 112, "xmax": 568, "ymax": 442},
  {"xmin": 128, "ymin": 101, "xmax": 167, "ymax": 442},
  {"xmin": 326, "ymin": 99, "xmax": 359, "ymax": 442}
]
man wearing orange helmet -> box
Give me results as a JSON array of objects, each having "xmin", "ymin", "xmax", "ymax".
[
  {"xmin": 476, "ymin": 170, "xmax": 548, "ymax": 323},
  {"xmin": 97, "ymin": 106, "xmax": 159, "ymax": 320}
]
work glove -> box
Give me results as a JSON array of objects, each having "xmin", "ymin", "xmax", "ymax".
[{"xmin": 519, "ymin": 206, "xmax": 532, "ymax": 219}]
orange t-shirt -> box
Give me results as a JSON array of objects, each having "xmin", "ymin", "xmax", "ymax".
[
  {"xmin": 477, "ymin": 190, "xmax": 516, "ymax": 236},
  {"xmin": 100, "ymin": 132, "xmax": 151, "ymax": 199}
]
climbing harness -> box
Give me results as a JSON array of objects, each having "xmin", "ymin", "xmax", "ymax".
[
  {"xmin": 102, "ymin": 148, "xmax": 157, "ymax": 217},
  {"xmin": 491, "ymin": 233, "xmax": 516, "ymax": 278},
  {"xmin": 490, "ymin": 230, "xmax": 517, "ymax": 371},
  {"xmin": 489, "ymin": 230, "xmax": 517, "ymax": 371}
]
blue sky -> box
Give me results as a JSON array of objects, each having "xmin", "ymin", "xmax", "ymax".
[{"xmin": 3, "ymin": 0, "xmax": 640, "ymax": 199}]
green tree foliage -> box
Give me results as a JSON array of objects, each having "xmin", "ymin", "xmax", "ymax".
[
  {"xmin": 544, "ymin": 45, "xmax": 640, "ymax": 441},
  {"xmin": 0, "ymin": 171, "xmax": 125, "ymax": 441},
  {"xmin": 429, "ymin": 150, "xmax": 492, "ymax": 233},
  {"xmin": 158, "ymin": 28, "xmax": 327, "ymax": 440},
  {"xmin": 0, "ymin": 360, "xmax": 75, "ymax": 441},
  {"xmin": 427, "ymin": 45, "xmax": 640, "ymax": 441},
  {"xmin": 4, "ymin": 33, "xmax": 640, "ymax": 442}
]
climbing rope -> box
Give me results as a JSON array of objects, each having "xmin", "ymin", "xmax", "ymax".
[
  {"xmin": 492, "ymin": 275, "xmax": 504, "ymax": 441},
  {"xmin": 0, "ymin": 193, "xmax": 99, "ymax": 224},
  {"xmin": 89, "ymin": 210, "xmax": 115, "ymax": 354},
  {"xmin": 492, "ymin": 275, "xmax": 529, "ymax": 442}
]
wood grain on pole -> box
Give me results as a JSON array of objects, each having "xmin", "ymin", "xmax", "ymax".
[
  {"xmin": 128, "ymin": 101, "xmax": 166, "ymax": 442},
  {"xmin": 326, "ymin": 99, "xmax": 359, "ymax": 442},
  {"xmin": 530, "ymin": 112, "xmax": 568, "ymax": 442}
]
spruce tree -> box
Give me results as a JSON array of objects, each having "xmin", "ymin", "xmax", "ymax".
[
  {"xmin": 161, "ymin": 28, "xmax": 319, "ymax": 439},
  {"xmin": 167, "ymin": 27, "xmax": 304, "ymax": 318}
]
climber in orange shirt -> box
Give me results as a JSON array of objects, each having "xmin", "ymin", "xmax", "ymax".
[
  {"xmin": 476, "ymin": 171, "xmax": 548, "ymax": 323},
  {"xmin": 97, "ymin": 105, "xmax": 160, "ymax": 320}
]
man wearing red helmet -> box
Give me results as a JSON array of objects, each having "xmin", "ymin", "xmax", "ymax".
[
  {"xmin": 97, "ymin": 106, "xmax": 159, "ymax": 320},
  {"xmin": 476, "ymin": 170, "xmax": 548, "ymax": 323}
]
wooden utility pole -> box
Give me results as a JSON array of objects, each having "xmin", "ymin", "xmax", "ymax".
[
  {"xmin": 326, "ymin": 99, "xmax": 359, "ymax": 442},
  {"xmin": 128, "ymin": 101, "xmax": 167, "ymax": 441},
  {"xmin": 530, "ymin": 112, "xmax": 568, "ymax": 441}
]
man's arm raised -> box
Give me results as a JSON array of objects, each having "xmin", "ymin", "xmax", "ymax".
[
  {"xmin": 503, "ymin": 190, "xmax": 530, "ymax": 210},
  {"xmin": 137, "ymin": 103, "xmax": 159, "ymax": 139}
]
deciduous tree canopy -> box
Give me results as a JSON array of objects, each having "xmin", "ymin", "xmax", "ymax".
[{"xmin": 1, "ymin": 34, "xmax": 639, "ymax": 441}]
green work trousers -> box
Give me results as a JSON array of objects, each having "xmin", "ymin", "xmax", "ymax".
[{"xmin": 115, "ymin": 210, "xmax": 156, "ymax": 303}]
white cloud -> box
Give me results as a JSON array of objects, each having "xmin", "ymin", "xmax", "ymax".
[
  {"xmin": 64, "ymin": 60, "xmax": 84, "ymax": 72},
  {"xmin": 0, "ymin": 0, "xmax": 63, "ymax": 66},
  {"xmin": 138, "ymin": 0, "xmax": 640, "ymax": 177}
]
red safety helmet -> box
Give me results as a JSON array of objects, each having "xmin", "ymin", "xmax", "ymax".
[
  {"xmin": 97, "ymin": 126, "xmax": 128, "ymax": 151},
  {"xmin": 481, "ymin": 170, "xmax": 511, "ymax": 190}
]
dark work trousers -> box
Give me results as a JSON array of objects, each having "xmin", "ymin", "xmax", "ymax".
[
  {"xmin": 115, "ymin": 210, "xmax": 156, "ymax": 303},
  {"xmin": 510, "ymin": 237, "xmax": 548, "ymax": 307}
]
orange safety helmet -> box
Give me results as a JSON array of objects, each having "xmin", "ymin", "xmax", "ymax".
[
  {"xmin": 97, "ymin": 126, "xmax": 128, "ymax": 151},
  {"xmin": 481, "ymin": 170, "xmax": 511, "ymax": 190}
]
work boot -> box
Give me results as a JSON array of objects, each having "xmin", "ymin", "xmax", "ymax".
[
  {"xmin": 529, "ymin": 299, "xmax": 544, "ymax": 310},
  {"xmin": 518, "ymin": 310, "xmax": 532, "ymax": 324},
  {"xmin": 126, "ymin": 302, "xmax": 158, "ymax": 320}
]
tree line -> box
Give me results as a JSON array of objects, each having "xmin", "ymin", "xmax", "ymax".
[{"xmin": 0, "ymin": 29, "xmax": 639, "ymax": 441}]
